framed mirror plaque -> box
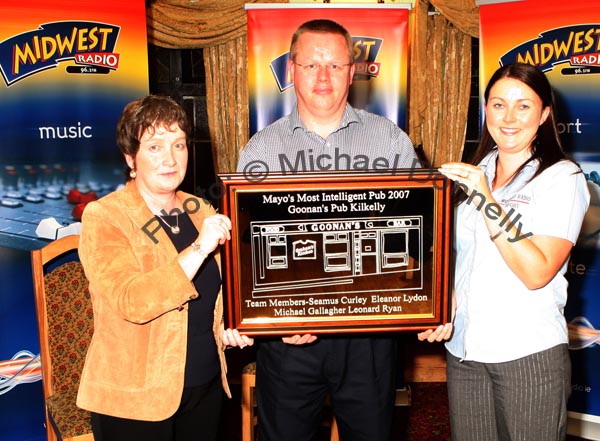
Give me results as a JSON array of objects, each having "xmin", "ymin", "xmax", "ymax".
[{"xmin": 218, "ymin": 170, "xmax": 453, "ymax": 336}]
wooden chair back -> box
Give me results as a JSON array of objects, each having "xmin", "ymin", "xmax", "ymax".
[{"xmin": 31, "ymin": 235, "xmax": 94, "ymax": 441}]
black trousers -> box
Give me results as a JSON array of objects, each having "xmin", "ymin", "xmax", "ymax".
[
  {"xmin": 91, "ymin": 376, "xmax": 223, "ymax": 441},
  {"xmin": 256, "ymin": 336, "xmax": 397, "ymax": 441}
]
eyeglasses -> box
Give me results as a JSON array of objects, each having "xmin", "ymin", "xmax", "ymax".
[{"xmin": 293, "ymin": 62, "xmax": 352, "ymax": 73}]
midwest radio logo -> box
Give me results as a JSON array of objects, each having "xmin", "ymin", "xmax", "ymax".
[
  {"xmin": 270, "ymin": 36, "xmax": 383, "ymax": 92},
  {"xmin": 0, "ymin": 21, "xmax": 121, "ymax": 87},
  {"xmin": 500, "ymin": 24, "xmax": 600, "ymax": 75}
]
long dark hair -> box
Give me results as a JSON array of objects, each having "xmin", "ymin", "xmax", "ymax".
[{"xmin": 469, "ymin": 63, "xmax": 567, "ymax": 183}]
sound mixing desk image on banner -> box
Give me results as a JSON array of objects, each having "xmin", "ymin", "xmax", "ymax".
[{"xmin": 0, "ymin": 1, "xmax": 148, "ymax": 439}]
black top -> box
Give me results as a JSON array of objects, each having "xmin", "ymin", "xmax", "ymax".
[{"xmin": 157, "ymin": 212, "xmax": 221, "ymax": 387}]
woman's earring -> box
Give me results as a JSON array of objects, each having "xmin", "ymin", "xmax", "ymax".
[{"xmin": 130, "ymin": 169, "xmax": 137, "ymax": 179}]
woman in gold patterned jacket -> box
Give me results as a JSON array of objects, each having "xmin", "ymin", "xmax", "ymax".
[{"xmin": 76, "ymin": 95, "xmax": 253, "ymax": 441}]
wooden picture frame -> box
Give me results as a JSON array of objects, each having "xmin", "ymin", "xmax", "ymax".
[{"xmin": 219, "ymin": 170, "xmax": 453, "ymax": 336}]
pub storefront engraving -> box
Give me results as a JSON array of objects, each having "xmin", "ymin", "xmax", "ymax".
[{"xmin": 220, "ymin": 171, "xmax": 452, "ymax": 335}]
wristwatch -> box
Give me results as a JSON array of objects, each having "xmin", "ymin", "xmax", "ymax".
[{"xmin": 191, "ymin": 242, "xmax": 210, "ymax": 260}]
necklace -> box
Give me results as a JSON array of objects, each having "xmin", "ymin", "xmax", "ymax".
[{"xmin": 157, "ymin": 213, "xmax": 180, "ymax": 235}]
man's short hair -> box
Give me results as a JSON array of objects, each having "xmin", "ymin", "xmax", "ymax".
[{"xmin": 289, "ymin": 19, "xmax": 354, "ymax": 63}]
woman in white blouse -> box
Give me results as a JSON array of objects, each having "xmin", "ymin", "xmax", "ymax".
[{"xmin": 419, "ymin": 63, "xmax": 590, "ymax": 441}]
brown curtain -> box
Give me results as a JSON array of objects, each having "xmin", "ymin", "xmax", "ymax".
[
  {"xmin": 204, "ymin": 40, "xmax": 248, "ymax": 174},
  {"xmin": 431, "ymin": 0, "xmax": 479, "ymax": 38},
  {"xmin": 408, "ymin": 0, "xmax": 478, "ymax": 167},
  {"xmin": 146, "ymin": 0, "xmax": 287, "ymax": 174},
  {"xmin": 147, "ymin": 0, "xmax": 478, "ymax": 173}
]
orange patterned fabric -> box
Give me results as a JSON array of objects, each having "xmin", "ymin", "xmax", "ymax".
[
  {"xmin": 44, "ymin": 260, "xmax": 93, "ymax": 436},
  {"xmin": 47, "ymin": 390, "xmax": 92, "ymax": 437}
]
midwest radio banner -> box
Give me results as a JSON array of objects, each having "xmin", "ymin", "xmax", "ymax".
[
  {"xmin": 479, "ymin": 0, "xmax": 600, "ymax": 432},
  {"xmin": 246, "ymin": 3, "xmax": 411, "ymax": 135},
  {"xmin": 0, "ymin": 1, "xmax": 148, "ymax": 439}
]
